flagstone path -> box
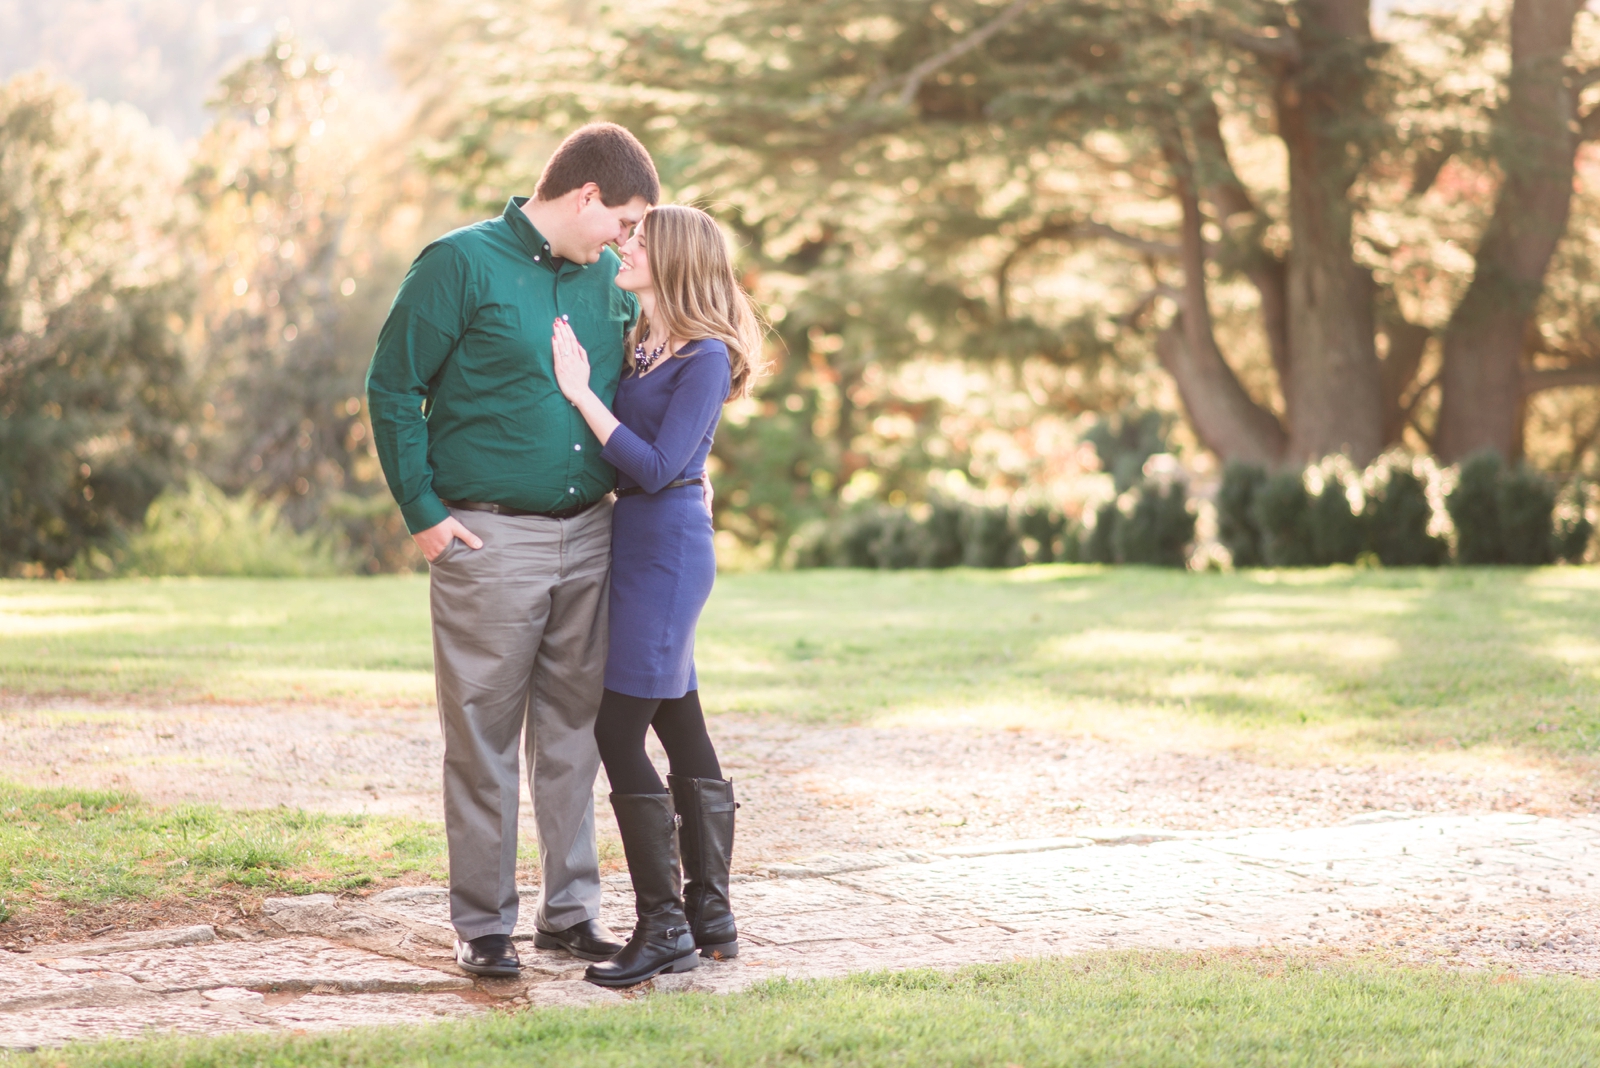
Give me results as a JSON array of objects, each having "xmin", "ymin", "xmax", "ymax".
[{"xmin": 5, "ymin": 811, "xmax": 1600, "ymax": 1049}]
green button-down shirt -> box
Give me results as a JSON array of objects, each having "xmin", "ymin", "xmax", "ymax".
[{"xmin": 366, "ymin": 198, "xmax": 638, "ymax": 533}]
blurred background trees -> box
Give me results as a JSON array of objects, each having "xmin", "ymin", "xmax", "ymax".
[{"xmin": 2, "ymin": 0, "xmax": 1600, "ymax": 574}]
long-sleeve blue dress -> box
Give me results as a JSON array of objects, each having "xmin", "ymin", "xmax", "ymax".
[{"xmin": 599, "ymin": 339, "xmax": 731, "ymax": 699}]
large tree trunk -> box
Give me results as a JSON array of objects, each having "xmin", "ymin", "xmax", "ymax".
[
  {"xmin": 1157, "ymin": 129, "xmax": 1288, "ymax": 465},
  {"xmin": 1274, "ymin": 0, "xmax": 1386, "ymax": 465},
  {"xmin": 1435, "ymin": 0, "xmax": 1581, "ymax": 461}
]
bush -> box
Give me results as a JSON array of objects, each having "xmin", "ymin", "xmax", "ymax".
[
  {"xmin": 1309, "ymin": 481, "xmax": 1365, "ymax": 565},
  {"xmin": 1114, "ymin": 481, "xmax": 1195, "ymax": 567},
  {"xmin": 791, "ymin": 498, "xmax": 1059, "ymax": 570},
  {"xmin": 1554, "ymin": 485, "xmax": 1594, "ymax": 564},
  {"xmin": 1253, "ymin": 472, "xmax": 1315, "ymax": 567},
  {"xmin": 1016, "ymin": 506, "xmax": 1069, "ymax": 564},
  {"xmin": 1445, "ymin": 450, "xmax": 1557, "ymax": 566},
  {"xmin": 960, "ymin": 506, "xmax": 1023, "ymax": 568},
  {"xmin": 1084, "ymin": 500, "xmax": 1120, "ymax": 564},
  {"xmin": 121, "ymin": 475, "xmax": 345, "ymax": 577},
  {"xmin": 1216, "ymin": 462, "xmax": 1268, "ymax": 567},
  {"xmin": 1497, "ymin": 465, "xmax": 1555, "ymax": 566},
  {"xmin": 1447, "ymin": 452, "xmax": 1504, "ymax": 564},
  {"xmin": 1367, "ymin": 467, "xmax": 1446, "ymax": 566}
]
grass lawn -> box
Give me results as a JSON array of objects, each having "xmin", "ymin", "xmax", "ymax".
[
  {"xmin": 13, "ymin": 954, "xmax": 1600, "ymax": 1068},
  {"xmin": 0, "ymin": 781, "xmax": 447, "ymax": 922},
  {"xmin": 3, "ymin": 566, "xmax": 1599, "ymax": 759}
]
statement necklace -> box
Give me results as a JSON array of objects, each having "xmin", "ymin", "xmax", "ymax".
[{"xmin": 633, "ymin": 337, "xmax": 669, "ymax": 375}]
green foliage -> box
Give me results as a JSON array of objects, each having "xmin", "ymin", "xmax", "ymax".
[
  {"xmin": 1085, "ymin": 500, "xmax": 1121, "ymax": 565},
  {"xmin": 120, "ymin": 475, "xmax": 345, "ymax": 577},
  {"xmin": 1367, "ymin": 468, "xmax": 1447, "ymax": 567},
  {"xmin": 0, "ymin": 72, "xmax": 192, "ymax": 574},
  {"xmin": 30, "ymin": 953, "xmax": 1600, "ymax": 1067},
  {"xmin": 1085, "ymin": 410, "xmax": 1173, "ymax": 493},
  {"xmin": 1252, "ymin": 473, "xmax": 1315, "ymax": 568},
  {"xmin": 790, "ymin": 499, "xmax": 1064, "ymax": 570},
  {"xmin": 1216, "ymin": 462, "xmax": 1268, "ymax": 567},
  {"xmin": 1309, "ymin": 482, "xmax": 1366, "ymax": 566},
  {"xmin": 1499, "ymin": 465, "xmax": 1557, "ymax": 566},
  {"xmin": 187, "ymin": 32, "xmax": 423, "ymax": 572},
  {"xmin": 1447, "ymin": 452, "xmax": 1506, "ymax": 564},
  {"xmin": 1113, "ymin": 481, "xmax": 1196, "ymax": 567},
  {"xmin": 1446, "ymin": 451, "xmax": 1558, "ymax": 566},
  {"xmin": 1553, "ymin": 483, "xmax": 1594, "ymax": 564},
  {"xmin": 958, "ymin": 506, "xmax": 1022, "ymax": 568},
  {"xmin": 0, "ymin": 781, "xmax": 446, "ymax": 907}
]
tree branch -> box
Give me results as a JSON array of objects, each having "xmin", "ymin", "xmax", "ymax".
[
  {"xmin": 1221, "ymin": 27, "xmax": 1301, "ymax": 65},
  {"xmin": 885, "ymin": 0, "xmax": 1039, "ymax": 108},
  {"xmin": 1524, "ymin": 360, "xmax": 1600, "ymax": 393}
]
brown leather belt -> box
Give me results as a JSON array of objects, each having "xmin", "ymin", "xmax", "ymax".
[
  {"xmin": 614, "ymin": 477, "xmax": 703, "ymax": 499},
  {"xmin": 441, "ymin": 498, "xmax": 601, "ymax": 519}
]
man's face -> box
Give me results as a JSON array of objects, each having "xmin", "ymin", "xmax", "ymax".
[{"xmin": 567, "ymin": 186, "xmax": 650, "ymax": 264}]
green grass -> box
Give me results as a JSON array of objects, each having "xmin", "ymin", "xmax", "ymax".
[
  {"xmin": 15, "ymin": 954, "xmax": 1600, "ymax": 1067},
  {"xmin": 0, "ymin": 782, "xmax": 447, "ymax": 915},
  {"xmin": 4, "ymin": 567, "xmax": 1598, "ymax": 758}
]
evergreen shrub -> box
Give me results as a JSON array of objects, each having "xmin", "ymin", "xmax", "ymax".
[
  {"xmin": 1445, "ymin": 450, "xmax": 1558, "ymax": 565},
  {"xmin": 1114, "ymin": 481, "xmax": 1196, "ymax": 567},
  {"xmin": 1446, "ymin": 452, "xmax": 1504, "ymax": 564},
  {"xmin": 1554, "ymin": 485, "xmax": 1594, "ymax": 564},
  {"xmin": 1497, "ymin": 465, "xmax": 1556, "ymax": 566},
  {"xmin": 791, "ymin": 498, "xmax": 1062, "ymax": 570},
  {"xmin": 1309, "ymin": 481, "xmax": 1365, "ymax": 565},
  {"xmin": 1084, "ymin": 501, "xmax": 1120, "ymax": 564},
  {"xmin": 121, "ymin": 476, "xmax": 345, "ymax": 577},
  {"xmin": 1216, "ymin": 462, "xmax": 1268, "ymax": 567},
  {"xmin": 1252, "ymin": 472, "xmax": 1315, "ymax": 567},
  {"xmin": 1367, "ymin": 467, "xmax": 1447, "ymax": 566}
]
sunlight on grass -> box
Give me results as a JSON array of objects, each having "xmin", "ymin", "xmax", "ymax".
[
  {"xmin": 21, "ymin": 953, "xmax": 1600, "ymax": 1068},
  {"xmin": 3, "ymin": 568, "xmax": 1599, "ymax": 762}
]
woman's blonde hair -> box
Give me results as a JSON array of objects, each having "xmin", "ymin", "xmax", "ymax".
[{"xmin": 629, "ymin": 204, "xmax": 766, "ymax": 400}]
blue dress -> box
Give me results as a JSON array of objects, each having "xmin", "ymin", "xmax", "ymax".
[{"xmin": 599, "ymin": 339, "xmax": 731, "ymax": 699}]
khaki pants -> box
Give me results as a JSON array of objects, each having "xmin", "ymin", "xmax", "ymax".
[{"xmin": 428, "ymin": 499, "xmax": 612, "ymax": 940}]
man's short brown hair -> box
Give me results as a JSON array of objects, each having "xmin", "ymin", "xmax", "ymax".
[{"xmin": 534, "ymin": 123, "xmax": 660, "ymax": 206}]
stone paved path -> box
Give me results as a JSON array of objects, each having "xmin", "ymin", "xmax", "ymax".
[{"xmin": 5, "ymin": 811, "xmax": 1599, "ymax": 1049}]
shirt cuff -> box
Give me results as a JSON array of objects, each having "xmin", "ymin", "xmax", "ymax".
[{"xmin": 401, "ymin": 492, "xmax": 451, "ymax": 535}]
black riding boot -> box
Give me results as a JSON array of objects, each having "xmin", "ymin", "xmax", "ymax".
[
  {"xmin": 669, "ymin": 775, "xmax": 739, "ymax": 959},
  {"xmin": 584, "ymin": 793, "xmax": 700, "ymax": 988}
]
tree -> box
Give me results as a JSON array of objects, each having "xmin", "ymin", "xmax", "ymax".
[
  {"xmin": 188, "ymin": 33, "xmax": 428, "ymax": 571},
  {"xmin": 0, "ymin": 72, "xmax": 191, "ymax": 573},
  {"xmin": 397, "ymin": 0, "xmax": 1600, "ymax": 474}
]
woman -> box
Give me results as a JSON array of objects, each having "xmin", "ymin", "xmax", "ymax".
[{"xmin": 550, "ymin": 204, "xmax": 763, "ymax": 987}]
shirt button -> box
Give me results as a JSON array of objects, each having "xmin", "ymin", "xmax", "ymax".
[
  {"xmin": 574, "ymin": 444, "xmax": 582, "ymax": 451},
  {"xmin": 568, "ymin": 487, "xmax": 576, "ymax": 494},
  {"xmin": 533, "ymin": 255, "xmax": 540, "ymax": 262}
]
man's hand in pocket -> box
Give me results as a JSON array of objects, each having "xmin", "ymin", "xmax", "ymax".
[{"xmin": 414, "ymin": 516, "xmax": 484, "ymax": 562}]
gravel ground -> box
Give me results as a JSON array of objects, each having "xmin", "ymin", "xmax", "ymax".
[{"xmin": 2, "ymin": 697, "xmax": 1592, "ymax": 868}]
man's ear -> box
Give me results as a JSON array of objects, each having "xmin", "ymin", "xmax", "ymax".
[{"xmin": 577, "ymin": 182, "xmax": 602, "ymax": 211}]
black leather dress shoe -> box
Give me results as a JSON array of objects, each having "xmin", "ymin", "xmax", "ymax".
[
  {"xmin": 455, "ymin": 933, "xmax": 520, "ymax": 977},
  {"xmin": 533, "ymin": 917, "xmax": 625, "ymax": 962}
]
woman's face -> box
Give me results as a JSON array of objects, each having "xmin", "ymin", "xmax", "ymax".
[{"xmin": 615, "ymin": 223, "xmax": 653, "ymax": 293}]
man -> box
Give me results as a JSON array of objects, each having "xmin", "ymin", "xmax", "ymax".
[{"xmin": 367, "ymin": 123, "xmax": 658, "ymax": 977}]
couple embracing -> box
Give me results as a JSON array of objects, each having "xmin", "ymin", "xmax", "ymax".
[{"xmin": 366, "ymin": 124, "xmax": 759, "ymax": 987}]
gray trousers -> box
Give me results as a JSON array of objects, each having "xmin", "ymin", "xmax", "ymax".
[{"xmin": 428, "ymin": 499, "xmax": 612, "ymax": 940}]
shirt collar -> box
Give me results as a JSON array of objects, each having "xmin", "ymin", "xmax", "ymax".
[{"xmin": 505, "ymin": 196, "xmax": 564, "ymax": 270}]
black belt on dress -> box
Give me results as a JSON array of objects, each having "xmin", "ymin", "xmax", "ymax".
[
  {"xmin": 441, "ymin": 497, "xmax": 601, "ymax": 519},
  {"xmin": 614, "ymin": 476, "xmax": 703, "ymax": 499}
]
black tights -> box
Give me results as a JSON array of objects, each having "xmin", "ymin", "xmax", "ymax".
[{"xmin": 593, "ymin": 688, "xmax": 722, "ymax": 795}]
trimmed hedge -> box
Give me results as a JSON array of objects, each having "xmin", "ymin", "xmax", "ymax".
[{"xmin": 794, "ymin": 454, "xmax": 1588, "ymax": 572}]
